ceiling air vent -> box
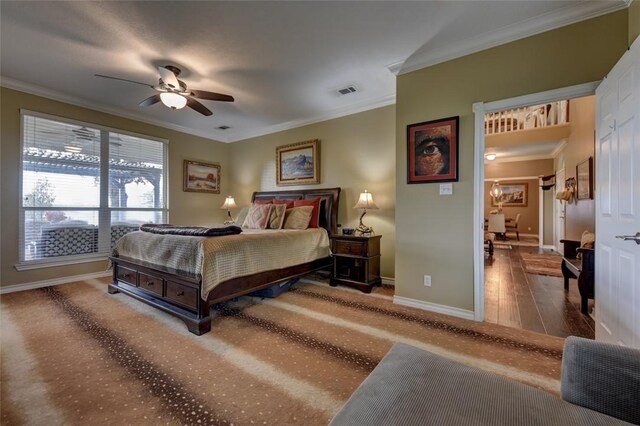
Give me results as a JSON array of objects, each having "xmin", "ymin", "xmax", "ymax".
[
  {"xmin": 216, "ymin": 125, "xmax": 231, "ymax": 130},
  {"xmin": 337, "ymin": 86, "xmax": 357, "ymax": 96}
]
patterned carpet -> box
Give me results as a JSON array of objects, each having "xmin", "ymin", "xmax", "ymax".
[
  {"xmin": 1, "ymin": 276, "xmax": 565, "ymax": 425},
  {"xmin": 520, "ymin": 252, "xmax": 564, "ymax": 277}
]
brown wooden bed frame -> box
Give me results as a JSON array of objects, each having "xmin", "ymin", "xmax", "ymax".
[{"xmin": 108, "ymin": 187, "xmax": 341, "ymax": 335}]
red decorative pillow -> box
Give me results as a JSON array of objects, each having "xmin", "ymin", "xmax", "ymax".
[
  {"xmin": 272, "ymin": 199, "xmax": 294, "ymax": 209},
  {"xmin": 293, "ymin": 198, "xmax": 321, "ymax": 228},
  {"xmin": 253, "ymin": 199, "xmax": 272, "ymax": 205}
]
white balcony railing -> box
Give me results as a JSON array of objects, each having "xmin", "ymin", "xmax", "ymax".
[{"xmin": 485, "ymin": 100, "xmax": 569, "ymax": 135}]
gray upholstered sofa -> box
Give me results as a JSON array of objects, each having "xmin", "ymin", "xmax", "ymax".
[{"xmin": 330, "ymin": 337, "xmax": 640, "ymax": 425}]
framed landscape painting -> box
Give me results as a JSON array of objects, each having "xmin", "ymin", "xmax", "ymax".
[
  {"xmin": 183, "ymin": 160, "xmax": 221, "ymax": 193},
  {"xmin": 491, "ymin": 182, "xmax": 528, "ymax": 207},
  {"xmin": 276, "ymin": 139, "xmax": 320, "ymax": 185},
  {"xmin": 407, "ymin": 116, "xmax": 459, "ymax": 184}
]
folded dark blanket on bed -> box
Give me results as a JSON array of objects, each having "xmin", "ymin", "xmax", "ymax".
[{"xmin": 139, "ymin": 224, "xmax": 242, "ymax": 237}]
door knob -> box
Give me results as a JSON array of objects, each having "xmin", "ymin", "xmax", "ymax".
[{"xmin": 615, "ymin": 232, "xmax": 640, "ymax": 245}]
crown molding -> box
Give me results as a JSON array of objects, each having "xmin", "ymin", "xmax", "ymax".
[
  {"xmin": 1, "ymin": 76, "xmax": 229, "ymax": 143},
  {"xmin": 227, "ymin": 93, "xmax": 396, "ymax": 143},
  {"xmin": 389, "ymin": 2, "xmax": 627, "ymax": 76},
  {"xmin": 484, "ymin": 176, "xmax": 539, "ymax": 182},
  {"xmin": 551, "ymin": 140, "xmax": 568, "ymax": 158}
]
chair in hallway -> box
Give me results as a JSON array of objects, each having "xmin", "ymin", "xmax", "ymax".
[
  {"xmin": 487, "ymin": 213, "xmax": 506, "ymax": 241},
  {"xmin": 505, "ymin": 213, "xmax": 521, "ymax": 240}
]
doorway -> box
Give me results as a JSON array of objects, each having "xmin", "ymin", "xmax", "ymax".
[{"xmin": 473, "ymin": 83, "xmax": 599, "ymax": 338}]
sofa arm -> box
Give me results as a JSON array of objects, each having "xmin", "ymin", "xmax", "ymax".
[
  {"xmin": 560, "ymin": 239, "xmax": 580, "ymax": 259},
  {"xmin": 561, "ymin": 336, "xmax": 640, "ymax": 424}
]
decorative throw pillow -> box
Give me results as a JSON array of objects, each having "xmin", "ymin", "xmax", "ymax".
[
  {"xmin": 580, "ymin": 230, "xmax": 595, "ymax": 248},
  {"xmin": 235, "ymin": 206, "xmax": 249, "ymax": 227},
  {"xmin": 242, "ymin": 204, "xmax": 273, "ymax": 229},
  {"xmin": 272, "ymin": 199, "xmax": 295, "ymax": 209},
  {"xmin": 267, "ymin": 204, "xmax": 287, "ymax": 229},
  {"xmin": 283, "ymin": 206, "xmax": 313, "ymax": 229},
  {"xmin": 293, "ymin": 198, "xmax": 321, "ymax": 228}
]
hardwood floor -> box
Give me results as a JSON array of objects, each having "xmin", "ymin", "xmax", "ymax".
[{"xmin": 484, "ymin": 245, "xmax": 595, "ymax": 339}]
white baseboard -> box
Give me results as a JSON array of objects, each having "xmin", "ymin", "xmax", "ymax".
[
  {"xmin": 0, "ymin": 271, "xmax": 111, "ymax": 294},
  {"xmin": 393, "ymin": 295, "xmax": 475, "ymax": 321},
  {"xmin": 541, "ymin": 244, "xmax": 556, "ymax": 250},
  {"xmin": 381, "ymin": 276, "xmax": 395, "ymax": 286}
]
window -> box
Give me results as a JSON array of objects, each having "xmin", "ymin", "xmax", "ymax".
[{"xmin": 20, "ymin": 111, "xmax": 167, "ymax": 266}]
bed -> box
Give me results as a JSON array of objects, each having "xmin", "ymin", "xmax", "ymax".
[{"xmin": 108, "ymin": 187, "xmax": 340, "ymax": 335}]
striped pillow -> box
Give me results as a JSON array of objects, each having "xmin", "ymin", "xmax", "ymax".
[
  {"xmin": 268, "ymin": 204, "xmax": 287, "ymax": 229},
  {"xmin": 242, "ymin": 204, "xmax": 273, "ymax": 229},
  {"xmin": 283, "ymin": 206, "xmax": 313, "ymax": 229}
]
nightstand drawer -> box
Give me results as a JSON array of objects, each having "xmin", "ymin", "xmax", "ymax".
[
  {"xmin": 116, "ymin": 266, "xmax": 137, "ymax": 286},
  {"xmin": 333, "ymin": 240, "xmax": 367, "ymax": 256},
  {"xmin": 165, "ymin": 281, "xmax": 198, "ymax": 310},
  {"xmin": 139, "ymin": 272, "xmax": 163, "ymax": 296}
]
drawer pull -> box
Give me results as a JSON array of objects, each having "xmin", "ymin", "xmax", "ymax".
[
  {"xmin": 145, "ymin": 281, "xmax": 154, "ymax": 286},
  {"xmin": 176, "ymin": 291, "xmax": 184, "ymax": 296}
]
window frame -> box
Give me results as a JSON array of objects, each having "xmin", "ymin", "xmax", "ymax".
[{"xmin": 17, "ymin": 109, "xmax": 169, "ymax": 269}]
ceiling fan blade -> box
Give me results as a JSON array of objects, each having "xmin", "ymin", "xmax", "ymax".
[
  {"xmin": 139, "ymin": 94, "xmax": 162, "ymax": 107},
  {"xmin": 158, "ymin": 66, "xmax": 181, "ymax": 90},
  {"xmin": 187, "ymin": 97, "xmax": 213, "ymax": 116},
  {"xmin": 190, "ymin": 90, "xmax": 234, "ymax": 102},
  {"xmin": 94, "ymin": 74, "xmax": 154, "ymax": 89}
]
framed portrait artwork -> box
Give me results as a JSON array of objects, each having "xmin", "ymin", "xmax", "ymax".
[
  {"xmin": 183, "ymin": 160, "xmax": 221, "ymax": 193},
  {"xmin": 491, "ymin": 182, "xmax": 528, "ymax": 207},
  {"xmin": 276, "ymin": 139, "xmax": 320, "ymax": 186},
  {"xmin": 576, "ymin": 157, "xmax": 593, "ymax": 200},
  {"xmin": 407, "ymin": 116, "xmax": 459, "ymax": 184}
]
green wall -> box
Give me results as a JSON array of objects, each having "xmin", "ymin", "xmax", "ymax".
[
  {"xmin": 1, "ymin": 88, "xmax": 230, "ymax": 286},
  {"xmin": 395, "ymin": 11, "xmax": 628, "ymax": 311},
  {"xmin": 228, "ymin": 105, "xmax": 397, "ymax": 279},
  {"xmin": 630, "ymin": 0, "xmax": 640, "ymax": 45}
]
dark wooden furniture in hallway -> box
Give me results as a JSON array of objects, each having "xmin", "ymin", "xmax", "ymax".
[{"xmin": 484, "ymin": 245, "xmax": 594, "ymax": 339}]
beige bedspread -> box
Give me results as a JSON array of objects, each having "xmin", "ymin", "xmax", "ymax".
[{"xmin": 112, "ymin": 228, "xmax": 330, "ymax": 299}]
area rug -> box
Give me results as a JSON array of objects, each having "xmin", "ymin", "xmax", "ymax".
[
  {"xmin": 1, "ymin": 276, "xmax": 564, "ymax": 425},
  {"xmin": 494, "ymin": 243, "xmax": 513, "ymax": 250},
  {"xmin": 520, "ymin": 252, "xmax": 563, "ymax": 277}
]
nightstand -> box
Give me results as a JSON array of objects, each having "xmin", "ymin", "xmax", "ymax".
[{"xmin": 330, "ymin": 234, "xmax": 381, "ymax": 293}]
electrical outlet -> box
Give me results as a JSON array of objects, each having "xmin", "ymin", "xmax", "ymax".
[{"xmin": 423, "ymin": 275, "xmax": 432, "ymax": 287}]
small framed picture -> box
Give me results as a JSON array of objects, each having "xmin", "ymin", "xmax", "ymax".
[
  {"xmin": 183, "ymin": 160, "xmax": 220, "ymax": 193},
  {"xmin": 407, "ymin": 116, "xmax": 459, "ymax": 184},
  {"xmin": 276, "ymin": 139, "xmax": 320, "ymax": 186},
  {"xmin": 576, "ymin": 157, "xmax": 593, "ymax": 200}
]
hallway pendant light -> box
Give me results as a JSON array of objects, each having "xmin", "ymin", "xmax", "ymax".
[{"xmin": 485, "ymin": 153, "xmax": 497, "ymax": 161}]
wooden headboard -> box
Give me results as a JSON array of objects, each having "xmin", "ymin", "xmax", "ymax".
[{"xmin": 252, "ymin": 187, "xmax": 341, "ymax": 235}]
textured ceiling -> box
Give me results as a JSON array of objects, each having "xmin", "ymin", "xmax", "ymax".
[{"xmin": 0, "ymin": 1, "xmax": 625, "ymax": 143}]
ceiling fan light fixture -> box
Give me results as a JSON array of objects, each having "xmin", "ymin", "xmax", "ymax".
[{"xmin": 160, "ymin": 92, "xmax": 187, "ymax": 110}]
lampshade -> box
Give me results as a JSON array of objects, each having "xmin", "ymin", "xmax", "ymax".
[
  {"xmin": 220, "ymin": 196, "xmax": 238, "ymax": 210},
  {"xmin": 490, "ymin": 182, "xmax": 503, "ymax": 198},
  {"xmin": 354, "ymin": 190, "xmax": 378, "ymax": 210},
  {"xmin": 160, "ymin": 92, "xmax": 187, "ymax": 109}
]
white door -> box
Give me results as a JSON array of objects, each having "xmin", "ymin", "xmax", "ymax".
[
  {"xmin": 555, "ymin": 168, "xmax": 566, "ymax": 253},
  {"xmin": 595, "ymin": 37, "xmax": 640, "ymax": 348}
]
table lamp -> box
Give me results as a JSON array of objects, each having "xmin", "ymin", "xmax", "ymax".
[
  {"xmin": 354, "ymin": 190, "xmax": 378, "ymax": 236},
  {"xmin": 220, "ymin": 196, "xmax": 238, "ymax": 225}
]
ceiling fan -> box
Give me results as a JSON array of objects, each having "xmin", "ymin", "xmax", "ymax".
[{"xmin": 95, "ymin": 66, "xmax": 234, "ymax": 116}]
